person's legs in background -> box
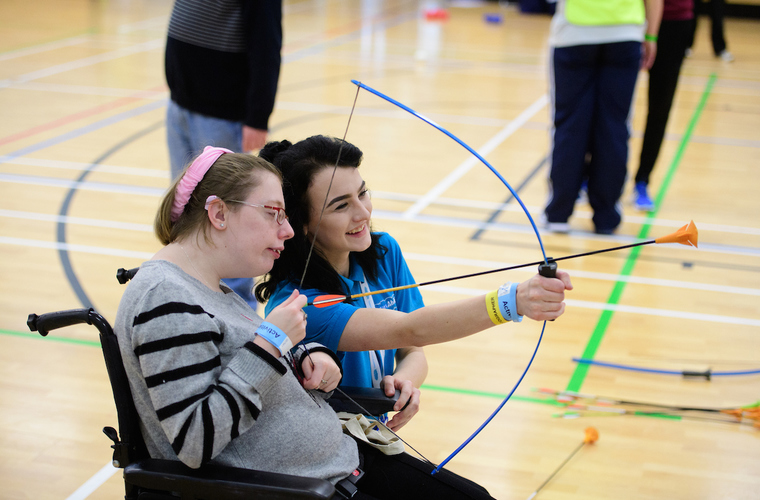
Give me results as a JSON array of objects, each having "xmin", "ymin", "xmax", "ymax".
[
  {"xmin": 545, "ymin": 44, "xmax": 599, "ymax": 232},
  {"xmin": 166, "ymin": 101, "xmax": 255, "ymax": 308},
  {"xmin": 586, "ymin": 41, "xmax": 640, "ymax": 234},
  {"xmin": 635, "ymin": 19, "xmax": 692, "ymax": 211}
]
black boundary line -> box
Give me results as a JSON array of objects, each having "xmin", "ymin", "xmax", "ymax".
[
  {"xmin": 56, "ymin": 120, "xmax": 165, "ymax": 309},
  {"xmin": 469, "ymin": 154, "xmax": 548, "ymax": 241}
]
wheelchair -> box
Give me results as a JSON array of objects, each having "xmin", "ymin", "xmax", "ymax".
[{"xmin": 28, "ymin": 269, "xmax": 399, "ymax": 499}]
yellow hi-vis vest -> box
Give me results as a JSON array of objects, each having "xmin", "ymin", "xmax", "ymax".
[{"xmin": 565, "ymin": 0, "xmax": 645, "ymax": 26}]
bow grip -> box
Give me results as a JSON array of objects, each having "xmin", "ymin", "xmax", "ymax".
[{"xmin": 538, "ymin": 258, "xmax": 557, "ymax": 278}]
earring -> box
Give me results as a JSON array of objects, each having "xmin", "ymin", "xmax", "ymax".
[{"xmin": 220, "ymin": 223, "xmax": 225, "ymax": 228}]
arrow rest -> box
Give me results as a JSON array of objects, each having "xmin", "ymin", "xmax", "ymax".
[{"xmin": 538, "ymin": 258, "xmax": 557, "ymax": 278}]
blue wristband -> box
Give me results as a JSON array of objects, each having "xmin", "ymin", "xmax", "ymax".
[
  {"xmin": 497, "ymin": 283, "xmax": 523, "ymax": 323},
  {"xmin": 256, "ymin": 321, "xmax": 293, "ymax": 356}
]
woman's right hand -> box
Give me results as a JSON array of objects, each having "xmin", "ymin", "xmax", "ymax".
[
  {"xmin": 264, "ymin": 289, "xmax": 308, "ymax": 346},
  {"xmin": 515, "ymin": 270, "xmax": 573, "ymax": 321}
]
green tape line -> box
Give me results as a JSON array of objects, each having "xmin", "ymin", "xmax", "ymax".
[
  {"xmin": 565, "ymin": 72, "xmax": 718, "ymax": 393},
  {"xmin": 0, "ymin": 328, "xmax": 101, "ymax": 348},
  {"xmin": 422, "ymin": 384, "xmax": 566, "ymax": 407}
]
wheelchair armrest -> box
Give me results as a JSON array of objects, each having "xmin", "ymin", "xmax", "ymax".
[
  {"xmin": 124, "ymin": 459, "xmax": 335, "ymax": 500},
  {"xmin": 326, "ymin": 386, "xmax": 400, "ymax": 416}
]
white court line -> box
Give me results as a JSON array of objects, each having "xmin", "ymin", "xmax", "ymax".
[
  {"xmin": 1, "ymin": 189, "xmax": 758, "ymax": 258},
  {"xmin": 0, "ymin": 36, "xmax": 91, "ymax": 62},
  {"xmin": 0, "ymin": 173, "xmax": 165, "ymax": 196},
  {"xmin": 402, "ymin": 252, "xmax": 760, "ymax": 297},
  {"xmin": 401, "ymin": 94, "xmax": 549, "ymax": 219},
  {"xmin": 0, "ymin": 156, "xmax": 167, "ymax": 178},
  {"xmin": 65, "ymin": 462, "xmax": 118, "ymax": 500},
  {"xmin": 373, "ymin": 190, "xmax": 760, "ymax": 236},
  {"xmin": 425, "ymin": 284, "xmax": 760, "ymax": 327},
  {"xmin": 8, "ymin": 81, "xmax": 168, "ymax": 100},
  {"xmin": 0, "ymin": 39, "xmax": 164, "ymax": 88},
  {"xmin": 2, "ymin": 233, "xmax": 754, "ymax": 323},
  {"xmin": 373, "ymin": 209, "xmax": 760, "ymax": 258},
  {"xmin": 0, "ymin": 209, "xmax": 153, "ymax": 232},
  {"xmin": 0, "ymin": 236, "xmax": 154, "ymax": 260},
  {"xmin": 1, "ymin": 228, "xmax": 757, "ymax": 297},
  {"xmin": 4, "ymin": 170, "xmax": 760, "ymax": 238},
  {"xmin": 117, "ymin": 16, "xmax": 169, "ymax": 34}
]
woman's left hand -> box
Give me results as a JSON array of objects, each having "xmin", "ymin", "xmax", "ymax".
[
  {"xmin": 381, "ymin": 375, "xmax": 420, "ymax": 431},
  {"xmin": 301, "ymin": 351, "xmax": 341, "ymax": 392}
]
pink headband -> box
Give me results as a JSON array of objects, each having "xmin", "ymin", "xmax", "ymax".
[{"xmin": 171, "ymin": 146, "xmax": 233, "ymax": 222}]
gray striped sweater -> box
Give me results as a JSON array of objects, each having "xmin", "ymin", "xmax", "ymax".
[{"xmin": 114, "ymin": 260, "xmax": 357, "ymax": 482}]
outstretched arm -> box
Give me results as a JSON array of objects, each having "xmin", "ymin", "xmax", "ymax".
[{"xmin": 338, "ymin": 270, "xmax": 573, "ymax": 352}]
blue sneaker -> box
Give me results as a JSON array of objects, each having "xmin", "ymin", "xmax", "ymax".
[
  {"xmin": 633, "ymin": 182, "xmax": 655, "ymax": 212},
  {"xmin": 576, "ymin": 180, "xmax": 588, "ymax": 205}
]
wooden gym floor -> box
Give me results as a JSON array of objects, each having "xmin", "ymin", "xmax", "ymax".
[{"xmin": 0, "ymin": 1, "xmax": 758, "ymax": 498}]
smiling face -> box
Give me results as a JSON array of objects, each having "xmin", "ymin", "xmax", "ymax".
[
  {"xmin": 226, "ymin": 171, "xmax": 295, "ymax": 277},
  {"xmin": 305, "ymin": 166, "xmax": 372, "ymax": 276}
]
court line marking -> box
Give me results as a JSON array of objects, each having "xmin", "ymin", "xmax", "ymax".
[
  {"xmin": 401, "ymin": 94, "xmax": 549, "ymax": 219},
  {"xmin": 0, "ymin": 236, "xmax": 154, "ymax": 259},
  {"xmin": 0, "ymin": 39, "xmax": 164, "ymax": 88},
  {"xmin": 1, "ymin": 233, "xmax": 752, "ymax": 324},
  {"xmin": 1, "ymin": 200, "xmax": 758, "ymax": 259},
  {"xmin": 2, "ymin": 232, "xmax": 757, "ymax": 299},
  {"xmin": 565, "ymin": 73, "xmax": 718, "ymax": 393},
  {"xmin": 401, "ymin": 252, "xmax": 760, "ymax": 296},
  {"xmin": 423, "ymin": 284, "xmax": 760, "ymax": 327},
  {"xmin": 2, "ymin": 170, "xmax": 760, "ymax": 238},
  {"xmin": 65, "ymin": 462, "xmax": 118, "ymax": 500},
  {"xmin": 0, "ymin": 156, "xmax": 167, "ymax": 178},
  {"xmin": 0, "ymin": 35, "xmax": 91, "ymax": 62}
]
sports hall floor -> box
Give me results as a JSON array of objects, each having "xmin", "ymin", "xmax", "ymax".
[{"xmin": 0, "ymin": 1, "xmax": 758, "ymax": 499}]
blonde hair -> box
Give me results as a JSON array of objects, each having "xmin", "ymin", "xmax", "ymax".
[{"xmin": 155, "ymin": 153, "xmax": 281, "ymax": 245}]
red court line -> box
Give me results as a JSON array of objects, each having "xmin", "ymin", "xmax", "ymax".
[{"xmin": 0, "ymin": 85, "xmax": 166, "ymax": 147}]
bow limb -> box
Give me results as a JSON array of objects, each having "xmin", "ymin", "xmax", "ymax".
[{"xmin": 350, "ymin": 80, "xmax": 551, "ymax": 473}]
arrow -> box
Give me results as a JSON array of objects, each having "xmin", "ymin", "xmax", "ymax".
[
  {"xmin": 306, "ymin": 221, "xmax": 699, "ymax": 307},
  {"xmin": 526, "ymin": 427, "xmax": 599, "ymax": 500}
]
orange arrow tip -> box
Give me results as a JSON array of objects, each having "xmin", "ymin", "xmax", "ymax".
[
  {"xmin": 584, "ymin": 427, "xmax": 599, "ymax": 444},
  {"xmin": 311, "ymin": 294, "xmax": 347, "ymax": 308},
  {"xmin": 654, "ymin": 220, "xmax": 698, "ymax": 248}
]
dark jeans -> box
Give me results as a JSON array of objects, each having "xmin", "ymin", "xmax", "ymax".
[{"xmin": 546, "ymin": 41, "xmax": 641, "ymax": 232}]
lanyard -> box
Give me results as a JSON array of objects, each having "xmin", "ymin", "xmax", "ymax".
[{"xmin": 359, "ymin": 272, "xmax": 385, "ymax": 388}]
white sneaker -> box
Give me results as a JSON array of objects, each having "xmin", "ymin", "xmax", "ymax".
[
  {"xmin": 719, "ymin": 50, "xmax": 734, "ymax": 62},
  {"xmin": 544, "ymin": 221, "xmax": 570, "ymax": 234}
]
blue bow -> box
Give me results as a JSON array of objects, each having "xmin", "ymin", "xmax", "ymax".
[{"xmin": 351, "ymin": 80, "xmax": 552, "ymax": 474}]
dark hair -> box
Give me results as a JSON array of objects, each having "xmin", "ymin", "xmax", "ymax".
[{"xmin": 255, "ymin": 135, "xmax": 386, "ymax": 303}]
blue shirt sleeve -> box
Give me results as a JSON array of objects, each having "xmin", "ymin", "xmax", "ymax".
[
  {"xmin": 265, "ymin": 233, "xmax": 425, "ymax": 388},
  {"xmin": 266, "ymin": 281, "xmax": 359, "ymax": 354}
]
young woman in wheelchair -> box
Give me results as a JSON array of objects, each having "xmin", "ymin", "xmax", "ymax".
[
  {"xmin": 117, "ymin": 145, "xmax": 541, "ymax": 498},
  {"xmin": 256, "ymin": 135, "xmax": 573, "ymax": 430}
]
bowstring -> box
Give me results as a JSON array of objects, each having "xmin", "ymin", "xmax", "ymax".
[
  {"xmin": 298, "ymin": 86, "xmax": 361, "ymax": 370},
  {"xmin": 335, "ymin": 387, "xmax": 435, "ymax": 466},
  {"xmin": 298, "ymin": 86, "xmax": 362, "ymax": 288}
]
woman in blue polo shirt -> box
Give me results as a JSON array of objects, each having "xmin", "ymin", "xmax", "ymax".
[{"xmin": 255, "ymin": 135, "xmax": 573, "ymax": 431}]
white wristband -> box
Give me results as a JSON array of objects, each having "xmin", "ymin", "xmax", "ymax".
[{"xmin": 256, "ymin": 321, "xmax": 293, "ymax": 356}]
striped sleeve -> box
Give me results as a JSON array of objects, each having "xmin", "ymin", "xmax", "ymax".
[{"xmin": 131, "ymin": 299, "xmax": 285, "ymax": 468}]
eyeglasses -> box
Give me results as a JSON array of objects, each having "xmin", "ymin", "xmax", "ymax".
[{"xmin": 228, "ymin": 200, "xmax": 289, "ymax": 225}]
